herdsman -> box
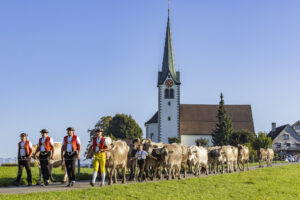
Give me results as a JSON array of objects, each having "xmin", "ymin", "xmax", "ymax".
[
  {"xmin": 61, "ymin": 127, "xmax": 81, "ymax": 187},
  {"xmin": 90, "ymin": 129, "xmax": 107, "ymax": 187},
  {"xmin": 33, "ymin": 129, "xmax": 54, "ymax": 186},
  {"xmin": 13, "ymin": 133, "xmax": 33, "ymax": 187}
]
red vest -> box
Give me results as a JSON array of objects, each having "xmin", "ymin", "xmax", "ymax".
[
  {"xmin": 18, "ymin": 141, "xmax": 31, "ymax": 156},
  {"xmin": 39, "ymin": 136, "xmax": 52, "ymax": 151},
  {"xmin": 93, "ymin": 136, "xmax": 105, "ymax": 152},
  {"xmin": 63, "ymin": 135, "xmax": 78, "ymax": 151}
]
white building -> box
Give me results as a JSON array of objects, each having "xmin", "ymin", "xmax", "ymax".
[{"xmin": 145, "ymin": 12, "xmax": 255, "ymax": 146}]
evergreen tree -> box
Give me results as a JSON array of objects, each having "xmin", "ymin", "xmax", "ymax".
[{"xmin": 212, "ymin": 93, "xmax": 234, "ymax": 146}]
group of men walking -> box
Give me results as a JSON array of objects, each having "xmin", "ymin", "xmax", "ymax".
[{"xmin": 13, "ymin": 127, "xmax": 82, "ymax": 187}]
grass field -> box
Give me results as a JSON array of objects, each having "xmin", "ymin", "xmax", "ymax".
[{"xmin": 1, "ymin": 164, "xmax": 300, "ymax": 200}]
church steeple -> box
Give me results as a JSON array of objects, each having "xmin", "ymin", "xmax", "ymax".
[{"xmin": 158, "ymin": 10, "xmax": 180, "ymax": 85}]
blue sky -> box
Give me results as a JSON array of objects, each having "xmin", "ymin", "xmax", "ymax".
[{"xmin": 0, "ymin": 1, "xmax": 299, "ymax": 157}]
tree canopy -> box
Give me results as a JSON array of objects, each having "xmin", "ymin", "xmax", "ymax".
[{"xmin": 108, "ymin": 114, "xmax": 143, "ymax": 140}]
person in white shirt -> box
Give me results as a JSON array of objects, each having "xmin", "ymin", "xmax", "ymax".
[
  {"xmin": 61, "ymin": 127, "xmax": 81, "ymax": 187},
  {"xmin": 130, "ymin": 145, "xmax": 156, "ymax": 182},
  {"xmin": 33, "ymin": 129, "xmax": 54, "ymax": 186},
  {"xmin": 13, "ymin": 133, "xmax": 33, "ymax": 187}
]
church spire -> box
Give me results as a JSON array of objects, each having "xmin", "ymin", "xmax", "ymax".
[{"xmin": 158, "ymin": 9, "xmax": 180, "ymax": 85}]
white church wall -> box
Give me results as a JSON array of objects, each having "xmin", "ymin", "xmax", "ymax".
[
  {"xmin": 145, "ymin": 123, "xmax": 159, "ymax": 142},
  {"xmin": 181, "ymin": 135, "xmax": 213, "ymax": 147},
  {"xmin": 158, "ymin": 78, "xmax": 179, "ymax": 143}
]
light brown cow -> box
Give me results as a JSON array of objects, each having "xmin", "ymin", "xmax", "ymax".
[
  {"xmin": 237, "ymin": 144, "xmax": 249, "ymax": 171},
  {"xmin": 188, "ymin": 145, "xmax": 208, "ymax": 176},
  {"xmin": 232, "ymin": 146, "xmax": 238, "ymax": 172},
  {"xmin": 220, "ymin": 145, "xmax": 235, "ymax": 173},
  {"xmin": 259, "ymin": 148, "xmax": 268, "ymax": 168},
  {"xmin": 267, "ymin": 148, "xmax": 274, "ymax": 167},
  {"xmin": 32, "ymin": 142, "xmax": 67, "ymax": 184},
  {"xmin": 158, "ymin": 143, "xmax": 182, "ymax": 180},
  {"xmin": 180, "ymin": 144, "xmax": 189, "ymax": 178},
  {"xmin": 105, "ymin": 140, "xmax": 129, "ymax": 185}
]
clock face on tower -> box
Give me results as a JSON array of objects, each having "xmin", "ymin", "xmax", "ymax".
[{"xmin": 165, "ymin": 79, "xmax": 173, "ymax": 87}]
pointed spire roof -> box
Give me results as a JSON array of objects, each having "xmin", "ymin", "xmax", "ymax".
[{"xmin": 158, "ymin": 10, "xmax": 180, "ymax": 85}]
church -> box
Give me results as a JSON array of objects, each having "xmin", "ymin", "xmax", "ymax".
[{"xmin": 144, "ymin": 12, "xmax": 255, "ymax": 146}]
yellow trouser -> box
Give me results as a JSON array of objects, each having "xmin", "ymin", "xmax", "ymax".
[{"xmin": 93, "ymin": 152, "xmax": 106, "ymax": 173}]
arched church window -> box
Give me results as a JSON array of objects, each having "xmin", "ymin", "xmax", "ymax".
[
  {"xmin": 150, "ymin": 133, "xmax": 154, "ymax": 140},
  {"xmin": 165, "ymin": 89, "xmax": 170, "ymax": 99},
  {"xmin": 170, "ymin": 89, "xmax": 174, "ymax": 99}
]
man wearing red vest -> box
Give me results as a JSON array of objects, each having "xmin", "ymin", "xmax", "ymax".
[
  {"xmin": 61, "ymin": 127, "xmax": 81, "ymax": 187},
  {"xmin": 33, "ymin": 129, "xmax": 54, "ymax": 186},
  {"xmin": 13, "ymin": 133, "xmax": 33, "ymax": 187},
  {"xmin": 90, "ymin": 128, "xmax": 107, "ymax": 187}
]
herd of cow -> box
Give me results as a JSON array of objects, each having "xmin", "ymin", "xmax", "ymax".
[{"xmin": 30, "ymin": 138, "xmax": 275, "ymax": 185}]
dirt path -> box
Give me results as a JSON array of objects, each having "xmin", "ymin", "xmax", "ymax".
[{"xmin": 0, "ymin": 162, "xmax": 297, "ymax": 195}]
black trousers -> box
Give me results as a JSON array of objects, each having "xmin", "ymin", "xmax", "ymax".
[
  {"xmin": 64, "ymin": 152, "xmax": 77, "ymax": 182},
  {"xmin": 138, "ymin": 159, "xmax": 146, "ymax": 179},
  {"xmin": 16, "ymin": 156, "xmax": 32, "ymax": 184},
  {"xmin": 39, "ymin": 152, "xmax": 50, "ymax": 181}
]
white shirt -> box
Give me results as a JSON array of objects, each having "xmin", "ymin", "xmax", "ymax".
[
  {"xmin": 135, "ymin": 150, "xmax": 148, "ymax": 160},
  {"xmin": 40, "ymin": 137, "xmax": 54, "ymax": 152},
  {"xmin": 19, "ymin": 141, "xmax": 32, "ymax": 157},
  {"xmin": 95, "ymin": 137, "xmax": 107, "ymax": 153},
  {"xmin": 62, "ymin": 136, "xmax": 81, "ymax": 152}
]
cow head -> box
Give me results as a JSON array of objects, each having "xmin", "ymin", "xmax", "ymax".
[{"xmin": 161, "ymin": 149, "xmax": 174, "ymax": 166}]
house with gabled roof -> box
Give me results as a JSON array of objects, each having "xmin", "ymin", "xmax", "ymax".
[{"xmin": 268, "ymin": 122, "xmax": 300, "ymax": 154}]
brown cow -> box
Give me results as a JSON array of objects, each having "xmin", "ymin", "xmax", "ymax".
[
  {"xmin": 127, "ymin": 139, "xmax": 140, "ymax": 181},
  {"xmin": 32, "ymin": 142, "xmax": 67, "ymax": 184},
  {"xmin": 157, "ymin": 143, "xmax": 182, "ymax": 180},
  {"xmin": 105, "ymin": 140, "xmax": 129, "ymax": 185},
  {"xmin": 207, "ymin": 146, "xmax": 222, "ymax": 174},
  {"xmin": 143, "ymin": 139, "xmax": 165, "ymax": 180},
  {"xmin": 237, "ymin": 144, "xmax": 249, "ymax": 171}
]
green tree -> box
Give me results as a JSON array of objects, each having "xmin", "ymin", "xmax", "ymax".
[
  {"xmin": 195, "ymin": 138, "xmax": 209, "ymax": 147},
  {"xmin": 229, "ymin": 129, "xmax": 255, "ymax": 146},
  {"xmin": 212, "ymin": 93, "xmax": 234, "ymax": 146},
  {"xmin": 168, "ymin": 137, "xmax": 181, "ymax": 144},
  {"xmin": 108, "ymin": 114, "xmax": 143, "ymax": 140},
  {"xmin": 85, "ymin": 116, "xmax": 112, "ymax": 156},
  {"xmin": 252, "ymin": 132, "xmax": 273, "ymax": 150}
]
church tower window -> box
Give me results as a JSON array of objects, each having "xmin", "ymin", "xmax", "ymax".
[
  {"xmin": 165, "ymin": 89, "xmax": 170, "ymax": 99},
  {"xmin": 170, "ymin": 89, "xmax": 174, "ymax": 99}
]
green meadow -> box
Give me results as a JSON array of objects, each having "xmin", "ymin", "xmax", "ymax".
[{"xmin": 1, "ymin": 163, "xmax": 299, "ymax": 200}]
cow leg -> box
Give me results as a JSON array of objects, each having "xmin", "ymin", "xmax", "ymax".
[
  {"xmin": 176, "ymin": 166, "xmax": 181, "ymax": 180},
  {"xmin": 108, "ymin": 166, "xmax": 114, "ymax": 185},
  {"xmin": 49, "ymin": 165, "xmax": 56, "ymax": 182},
  {"xmin": 113, "ymin": 166, "xmax": 117, "ymax": 184},
  {"xmin": 122, "ymin": 165, "xmax": 126, "ymax": 184}
]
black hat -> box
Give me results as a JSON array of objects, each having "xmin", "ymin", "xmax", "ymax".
[
  {"xmin": 66, "ymin": 127, "xmax": 75, "ymax": 131},
  {"xmin": 95, "ymin": 128, "xmax": 104, "ymax": 133},
  {"xmin": 20, "ymin": 133, "xmax": 28, "ymax": 137},
  {"xmin": 40, "ymin": 129, "xmax": 49, "ymax": 133}
]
